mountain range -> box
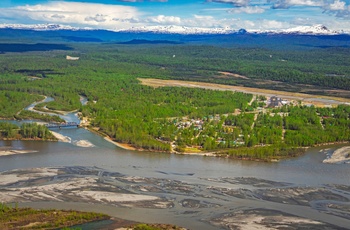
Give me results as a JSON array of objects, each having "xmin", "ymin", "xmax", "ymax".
[
  {"xmin": 0, "ymin": 23, "xmax": 349, "ymax": 51},
  {"xmin": 0, "ymin": 23, "xmax": 345, "ymax": 35}
]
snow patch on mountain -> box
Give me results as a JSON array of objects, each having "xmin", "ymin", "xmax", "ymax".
[
  {"xmin": 117, "ymin": 25, "xmax": 235, "ymax": 34},
  {"xmin": 281, "ymin": 25, "xmax": 338, "ymax": 35}
]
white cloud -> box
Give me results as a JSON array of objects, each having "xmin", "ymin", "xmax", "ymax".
[
  {"xmin": 267, "ymin": 0, "xmax": 350, "ymax": 20},
  {"xmin": 206, "ymin": 0, "xmax": 251, "ymax": 7},
  {"xmin": 228, "ymin": 6, "xmax": 265, "ymax": 14},
  {"xmin": 327, "ymin": 0, "xmax": 346, "ymax": 10},
  {"xmin": 322, "ymin": 0, "xmax": 350, "ymax": 19},
  {"xmin": 145, "ymin": 15, "xmax": 182, "ymax": 24},
  {"xmin": 0, "ymin": 1, "xmax": 141, "ymax": 29},
  {"xmin": 270, "ymin": 0, "xmax": 324, "ymax": 9},
  {"xmin": 85, "ymin": 14, "xmax": 108, "ymax": 23},
  {"xmin": 124, "ymin": 13, "xmax": 291, "ymax": 31}
]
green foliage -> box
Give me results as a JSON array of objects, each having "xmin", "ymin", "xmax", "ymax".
[
  {"xmin": 133, "ymin": 224, "xmax": 162, "ymax": 230},
  {"xmin": 0, "ymin": 91, "xmax": 43, "ymax": 118},
  {"xmin": 61, "ymin": 228, "xmax": 82, "ymax": 230},
  {"xmin": 0, "ymin": 203, "xmax": 108, "ymax": 230},
  {"xmin": 284, "ymin": 105, "xmax": 349, "ymax": 146},
  {"xmin": 0, "ymin": 43, "xmax": 349, "ymax": 152},
  {"xmin": 222, "ymin": 144, "xmax": 305, "ymax": 161},
  {"xmin": 15, "ymin": 110, "xmax": 65, "ymax": 123},
  {"xmin": 252, "ymin": 113, "xmax": 283, "ymax": 145},
  {"xmin": 20, "ymin": 123, "xmax": 56, "ymax": 140},
  {"xmin": 0, "ymin": 122, "xmax": 18, "ymax": 138},
  {"xmin": 107, "ymin": 45, "xmax": 350, "ymax": 91},
  {"xmin": 0, "ymin": 122, "xmax": 56, "ymax": 140}
]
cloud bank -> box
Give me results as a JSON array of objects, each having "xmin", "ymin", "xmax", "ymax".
[{"xmin": 0, "ymin": 1, "xmax": 140, "ymax": 29}]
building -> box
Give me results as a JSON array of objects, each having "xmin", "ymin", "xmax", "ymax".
[{"xmin": 268, "ymin": 96, "xmax": 283, "ymax": 108}]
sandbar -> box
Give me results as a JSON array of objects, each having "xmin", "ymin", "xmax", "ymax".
[
  {"xmin": 50, "ymin": 131, "xmax": 71, "ymax": 143},
  {"xmin": 0, "ymin": 149, "xmax": 38, "ymax": 157},
  {"xmin": 74, "ymin": 140, "xmax": 95, "ymax": 147},
  {"xmin": 104, "ymin": 137, "xmax": 136, "ymax": 150},
  {"xmin": 323, "ymin": 146, "xmax": 350, "ymax": 164}
]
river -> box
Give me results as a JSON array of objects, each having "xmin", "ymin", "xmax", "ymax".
[{"xmin": 0, "ymin": 98, "xmax": 349, "ymax": 229}]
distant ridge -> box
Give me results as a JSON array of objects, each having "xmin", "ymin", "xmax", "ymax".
[
  {"xmin": 0, "ymin": 23, "xmax": 84, "ymax": 31},
  {"xmin": 116, "ymin": 39, "xmax": 182, "ymax": 45},
  {"xmin": 0, "ymin": 23, "xmax": 347, "ymax": 35}
]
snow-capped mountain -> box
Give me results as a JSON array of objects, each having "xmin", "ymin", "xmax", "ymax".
[
  {"xmin": 0, "ymin": 23, "xmax": 89, "ymax": 31},
  {"xmin": 117, "ymin": 25, "xmax": 236, "ymax": 34},
  {"xmin": 120, "ymin": 24, "xmax": 345, "ymax": 35},
  {"xmin": 0, "ymin": 23, "xmax": 346, "ymax": 35},
  {"xmin": 281, "ymin": 25, "xmax": 338, "ymax": 35}
]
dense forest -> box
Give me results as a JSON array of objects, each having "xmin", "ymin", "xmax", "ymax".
[
  {"xmin": 0, "ymin": 42, "xmax": 349, "ymax": 159},
  {"xmin": 110, "ymin": 45, "xmax": 350, "ymax": 91},
  {"xmin": 0, "ymin": 122, "xmax": 56, "ymax": 140}
]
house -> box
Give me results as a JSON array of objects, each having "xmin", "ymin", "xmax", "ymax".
[{"xmin": 268, "ymin": 96, "xmax": 283, "ymax": 108}]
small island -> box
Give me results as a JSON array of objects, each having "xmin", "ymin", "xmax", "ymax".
[
  {"xmin": 0, "ymin": 203, "xmax": 186, "ymax": 230},
  {"xmin": 0, "ymin": 203, "xmax": 108, "ymax": 229}
]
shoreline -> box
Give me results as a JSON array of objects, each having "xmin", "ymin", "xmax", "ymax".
[
  {"xmin": 175, "ymin": 151, "xmax": 217, "ymax": 157},
  {"xmin": 29, "ymin": 106, "xmax": 78, "ymax": 116},
  {"xmin": 104, "ymin": 136, "xmax": 137, "ymax": 151},
  {"xmin": 2, "ymin": 111, "xmax": 349, "ymax": 161},
  {"xmin": 50, "ymin": 131, "xmax": 71, "ymax": 143},
  {"xmin": 85, "ymin": 126, "xmax": 137, "ymax": 151},
  {"xmin": 0, "ymin": 137, "xmax": 57, "ymax": 142},
  {"xmin": 84, "ymin": 125, "xmax": 350, "ymax": 161}
]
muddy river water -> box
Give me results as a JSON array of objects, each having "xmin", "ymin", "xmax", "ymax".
[{"xmin": 0, "ymin": 106, "xmax": 349, "ymax": 229}]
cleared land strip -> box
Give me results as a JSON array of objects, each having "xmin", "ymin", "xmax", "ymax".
[{"xmin": 139, "ymin": 78, "xmax": 350, "ymax": 107}]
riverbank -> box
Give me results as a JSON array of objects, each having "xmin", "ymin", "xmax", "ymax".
[
  {"xmin": 50, "ymin": 131, "xmax": 71, "ymax": 143},
  {"xmin": 0, "ymin": 204, "xmax": 110, "ymax": 230},
  {"xmin": 104, "ymin": 136, "xmax": 137, "ymax": 151},
  {"xmin": 175, "ymin": 151, "xmax": 217, "ymax": 157},
  {"xmin": 30, "ymin": 105, "xmax": 78, "ymax": 116},
  {"xmin": 86, "ymin": 124, "xmax": 350, "ymax": 162},
  {"xmin": 85, "ymin": 126, "xmax": 137, "ymax": 150}
]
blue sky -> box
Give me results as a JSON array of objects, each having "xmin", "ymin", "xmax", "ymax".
[{"xmin": 0, "ymin": 0, "xmax": 350, "ymax": 31}]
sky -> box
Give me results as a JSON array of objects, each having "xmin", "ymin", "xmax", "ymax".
[{"xmin": 0, "ymin": 0, "xmax": 350, "ymax": 32}]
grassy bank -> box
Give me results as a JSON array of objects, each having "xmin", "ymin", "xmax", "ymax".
[
  {"xmin": 216, "ymin": 145, "xmax": 306, "ymax": 162},
  {"xmin": 0, "ymin": 203, "xmax": 109, "ymax": 229}
]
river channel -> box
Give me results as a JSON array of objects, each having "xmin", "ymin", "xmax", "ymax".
[{"xmin": 0, "ymin": 99, "xmax": 349, "ymax": 229}]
